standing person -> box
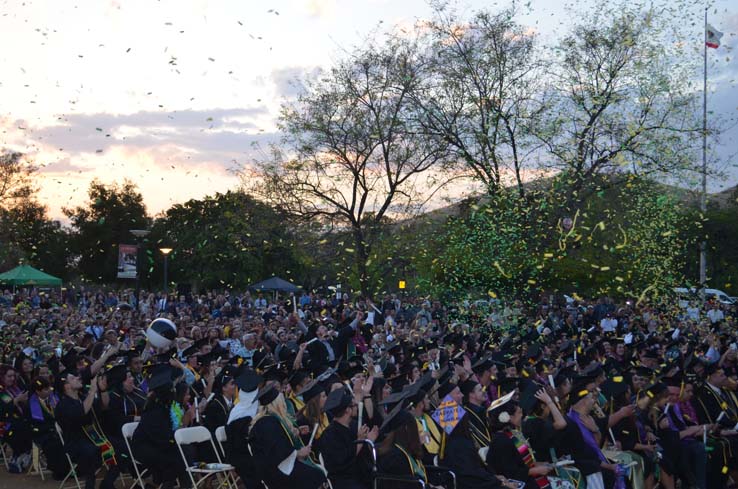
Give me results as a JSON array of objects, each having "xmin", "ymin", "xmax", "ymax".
[
  {"xmin": 54, "ymin": 371, "xmax": 120, "ymax": 489},
  {"xmin": 131, "ymin": 365, "xmax": 190, "ymax": 489},
  {"xmin": 28, "ymin": 377, "xmax": 69, "ymax": 480},
  {"xmin": 317, "ymin": 387, "xmax": 378, "ymax": 489},
  {"xmin": 248, "ymin": 384, "xmax": 327, "ymax": 489}
]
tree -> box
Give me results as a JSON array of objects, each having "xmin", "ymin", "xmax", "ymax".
[
  {"xmin": 248, "ymin": 37, "xmax": 448, "ymax": 296},
  {"xmin": 64, "ymin": 180, "xmax": 149, "ymax": 283},
  {"xmin": 412, "ymin": 5, "xmax": 543, "ymax": 197},
  {"xmin": 0, "ymin": 151, "xmax": 37, "ymax": 209},
  {"xmin": 537, "ymin": 4, "xmax": 700, "ymax": 216},
  {"xmin": 149, "ymin": 191, "xmax": 305, "ymax": 290}
]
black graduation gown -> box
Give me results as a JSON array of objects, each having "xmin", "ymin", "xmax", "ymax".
[
  {"xmin": 464, "ymin": 403, "xmax": 491, "ymax": 449},
  {"xmin": 377, "ymin": 445, "xmax": 426, "ymax": 489},
  {"xmin": 54, "ymin": 394, "xmax": 105, "ymax": 479},
  {"xmin": 225, "ymin": 415, "xmax": 263, "ymax": 489},
  {"xmin": 442, "ymin": 434, "xmax": 503, "ymax": 489},
  {"xmin": 249, "ymin": 414, "xmax": 326, "ymax": 489},
  {"xmin": 522, "ymin": 416, "xmax": 559, "ymax": 463},
  {"xmin": 0, "ymin": 387, "xmax": 32, "ymax": 457},
  {"xmin": 610, "ymin": 415, "xmax": 654, "ymax": 476},
  {"xmin": 316, "ymin": 421, "xmax": 370, "ymax": 489},
  {"xmin": 204, "ymin": 394, "xmax": 231, "ymax": 435},
  {"xmin": 560, "ymin": 415, "xmax": 605, "ymax": 478},
  {"xmin": 28, "ymin": 394, "xmax": 69, "ymax": 479},
  {"xmin": 487, "ymin": 432, "xmax": 537, "ymax": 489},
  {"xmin": 131, "ymin": 402, "xmax": 186, "ymax": 485}
]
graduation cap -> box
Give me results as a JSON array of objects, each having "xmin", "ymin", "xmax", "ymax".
[
  {"xmin": 437, "ymin": 381, "xmax": 458, "ymax": 400},
  {"xmin": 262, "ymin": 364, "xmax": 288, "ymax": 384},
  {"xmin": 324, "ymin": 387, "xmax": 354, "ymax": 415},
  {"xmin": 487, "ymin": 389, "xmax": 516, "ymax": 414},
  {"xmin": 147, "ymin": 364, "xmax": 177, "ymax": 392},
  {"xmin": 257, "ymin": 384, "xmax": 280, "ymax": 405},
  {"xmin": 379, "ymin": 406, "xmax": 415, "ymax": 434},
  {"xmin": 459, "ymin": 379, "xmax": 479, "ymax": 398},
  {"xmin": 103, "ymin": 364, "xmax": 129, "ymax": 387},
  {"xmin": 644, "ymin": 382, "xmax": 667, "ymax": 399},
  {"xmin": 497, "ymin": 376, "xmax": 520, "ymax": 396},
  {"xmin": 570, "ymin": 378, "xmax": 594, "ymax": 404},
  {"xmin": 297, "ymin": 380, "xmax": 325, "ymax": 404},
  {"xmin": 235, "ymin": 369, "xmax": 262, "ymax": 393},
  {"xmin": 182, "ymin": 338, "xmax": 209, "ymax": 358},
  {"xmin": 471, "ymin": 357, "xmax": 494, "ymax": 375},
  {"xmin": 518, "ymin": 379, "xmax": 542, "ymax": 414},
  {"xmin": 600, "ymin": 376, "xmax": 628, "ymax": 401},
  {"xmin": 403, "ymin": 381, "xmax": 428, "ymax": 408}
]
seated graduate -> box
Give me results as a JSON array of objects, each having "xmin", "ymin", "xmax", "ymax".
[
  {"xmin": 203, "ymin": 365, "xmax": 237, "ymax": 435},
  {"xmin": 317, "ymin": 386, "xmax": 378, "ymax": 489},
  {"xmin": 54, "ymin": 370, "xmax": 120, "ymax": 489},
  {"xmin": 295, "ymin": 379, "xmax": 329, "ymax": 447},
  {"xmin": 439, "ymin": 393, "xmax": 512, "ymax": 489},
  {"xmin": 487, "ymin": 388, "xmax": 556, "ymax": 489},
  {"xmin": 131, "ymin": 364, "xmax": 190, "ymax": 489},
  {"xmin": 248, "ymin": 383, "xmax": 327, "ymax": 489},
  {"xmin": 376, "ymin": 405, "xmax": 431, "ymax": 489},
  {"xmin": 561, "ymin": 377, "xmax": 619, "ymax": 489},
  {"xmin": 28, "ymin": 377, "xmax": 69, "ymax": 480},
  {"xmin": 225, "ymin": 368, "xmax": 263, "ymax": 489}
]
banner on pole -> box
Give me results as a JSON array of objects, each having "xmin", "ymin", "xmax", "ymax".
[{"xmin": 117, "ymin": 244, "xmax": 138, "ymax": 279}]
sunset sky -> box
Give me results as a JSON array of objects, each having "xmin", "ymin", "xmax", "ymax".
[{"xmin": 1, "ymin": 0, "xmax": 736, "ymax": 220}]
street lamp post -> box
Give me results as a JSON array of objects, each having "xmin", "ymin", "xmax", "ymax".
[
  {"xmin": 130, "ymin": 229, "xmax": 150, "ymax": 303},
  {"xmin": 159, "ymin": 248, "xmax": 173, "ymax": 294}
]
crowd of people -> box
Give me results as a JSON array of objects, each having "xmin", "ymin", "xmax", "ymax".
[{"xmin": 0, "ymin": 285, "xmax": 737, "ymax": 489}]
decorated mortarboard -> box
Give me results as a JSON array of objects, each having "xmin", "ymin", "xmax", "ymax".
[
  {"xmin": 256, "ymin": 384, "xmax": 280, "ymax": 405},
  {"xmin": 297, "ymin": 379, "xmax": 325, "ymax": 404},
  {"xmin": 324, "ymin": 387, "xmax": 354, "ymax": 415},
  {"xmin": 431, "ymin": 393, "xmax": 467, "ymax": 435},
  {"xmin": 234, "ymin": 369, "xmax": 262, "ymax": 393},
  {"xmin": 486, "ymin": 389, "xmax": 516, "ymax": 414}
]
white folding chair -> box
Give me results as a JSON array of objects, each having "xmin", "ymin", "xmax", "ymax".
[
  {"xmin": 27, "ymin": 441, "xmax": 51, "ymax": 479},
  {"xmin": 317, "ymin": 452, "xmax": 333, "ymax": 489},
  {"xmin": 174, "ymin": 426, "xmax": 235, "ymax": 489},
  {"xmin": 55, "ymin": 422, "xmax": 84, "ymax": 489},
  {"xmin": 0, "ymin": 442, "xmax": 10, "ymax": 470},
  {"xmin": 214, "ymin": 426, "xmax": 227, "ymax": 459},
  {"xmin": 122, "ymin": 422, "xmax": 158, "ymax": 489}
]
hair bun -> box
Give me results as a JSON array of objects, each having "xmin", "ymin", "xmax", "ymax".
[{"xmin": 498, "ymin": 411, "xmax": 510, "ymax": 424}]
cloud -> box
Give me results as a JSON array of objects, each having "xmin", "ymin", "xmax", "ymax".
[{"xmin": 270, "ymin": 65, "xmax": 322, "ymax": 99}]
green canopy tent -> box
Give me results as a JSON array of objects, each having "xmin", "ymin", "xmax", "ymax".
[{"xmin": 0, "ymin": 264, "xmax": 62, "ymax": 287}]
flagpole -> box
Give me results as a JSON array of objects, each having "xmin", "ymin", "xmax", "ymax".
[{"xmin": 699, "ymin": 7, "xmax": 708, "ymax": 303}]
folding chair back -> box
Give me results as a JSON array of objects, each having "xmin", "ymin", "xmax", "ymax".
[
  {"xmin": 174, "ymin": 426, "xmax": 234, "ymax": 489},
  {"xmin": 214, "ymin": 426, "xmax": 227, "ymax": 459},
  {"xmin": 55, "ymin": 422, "xmax": 83, "ymax": 489},
  {"xmin": 122, "ymin": 422, "xmax": 151, "ymax": 489}
]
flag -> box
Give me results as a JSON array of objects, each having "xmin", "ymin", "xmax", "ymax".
[{"xmin": 706, "ymin": 23, "xmax": 723, "ymax": 49}]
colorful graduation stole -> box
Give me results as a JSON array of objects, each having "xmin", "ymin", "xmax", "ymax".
[
  {"xmin": 83, "ymin": 424, "xmax": 116, "ymax": 467},
  {"xmin": 507, "ymin": 430, "xmax": 549, "ymax": 489}
]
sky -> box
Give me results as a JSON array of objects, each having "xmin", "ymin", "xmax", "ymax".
[{"xmin": 1, "ymin": 0, "xmax": 736, "ymax": 220}]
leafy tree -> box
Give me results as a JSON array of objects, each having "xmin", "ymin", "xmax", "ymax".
[
  {"xmin": 150, "ymin": 191, "xmax": 305, "ymax": 290},
  {"xmin": 248, "ymin": 37, "xmax": 448, "ymax": 296},
  {"xmin": 64, "ymin": 180, "xmax": 149, "ymax": 283},
  {"xmin": 0, "ymin": 151, "xmax": 36, "ymax": 208}
]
